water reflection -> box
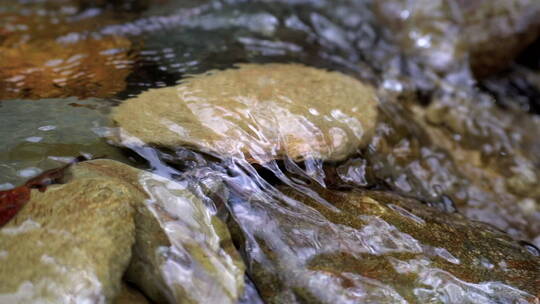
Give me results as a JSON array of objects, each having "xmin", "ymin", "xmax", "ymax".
[{"xmin": 0, "ymin": 0, "xmax": 539, "ymax": 303}]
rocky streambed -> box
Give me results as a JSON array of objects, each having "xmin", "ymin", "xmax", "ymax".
[{"xmin": 0, "ymin": 0, "xmax": 539, "ymax": 303}]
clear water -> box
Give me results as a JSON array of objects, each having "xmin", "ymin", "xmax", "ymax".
[{"xmin": 0, "ymin": 0, "xmax": 539, "ymax": 303}]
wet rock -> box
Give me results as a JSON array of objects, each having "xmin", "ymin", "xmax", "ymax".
[
  {"xmin": 227, "ymin": 186, "xmax": 540, "ymax": 303},
  {"xmin": 375, "ymin": 0, "xmax": 540, "ymax": 77},
  {"xmin": 87, "ymin": 160, "xmax": 246, "ymax": 304},
  {"xmin": 112, "ymin": 63, "xmax": 378, "ymax": 163},
  {"xmin": 0, "ymin": 159, "xmax": 246, "ymax": 303},
  {"xmin": 114, "ymin": 284, "xmax": 151, "ymax": 304},
  {"xmin": 104, "ymin": 161, "xmax": 246, "ymax": 304},
  {"xmin": 408, "ymin": 92, "xmax": 540, "ymax": 244},
  {"xmin": 341, "ymin": 81, "xmax": 540, "ymax": 246},
  {"xmin": 0, "ymin": 162, "xmax": 137, "ymax": 303},
  {"xmin": 0, "ymin": 98, "xmax": 127, "ymax": 188},
  {"xmin": 0, "ymin": 36, "xmax": 134, "ymax": 99},
  {"xmin": 0, "ymin": 1, "xmax": 136, "ymax": 99}
]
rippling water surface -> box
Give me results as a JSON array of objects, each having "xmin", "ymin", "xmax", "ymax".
[{"xmin": 1, "ymin": 0, "xmax": 539, "ymax": 303}]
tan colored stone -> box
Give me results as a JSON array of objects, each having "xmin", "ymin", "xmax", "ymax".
[
  {"xmin": 0, "ymin": 159, "xmax": 245, "ymax": 303},
  {"xmin": 0, "ymin": 36, "xmax": 133, "ymax": 99},
  {"xmin": 112, "ymin": 63, "xmax": 378, "ymax": 163},
  {"xmin": 118, "ymin": 167, "xmax": 246, "ymax": 304},
  {"xmin": 0, "ymin": 162, "xmax": 137, "ymax": 303},
  {"xmin": 90, "ymin": 158, "xmax": 246, "ymax": 304},
  {"xmin": 73, "ymin": 160, "xmax": 246, "ymax": 303}
]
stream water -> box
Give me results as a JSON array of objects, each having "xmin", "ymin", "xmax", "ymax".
[{"xmin": 1, "ymin": 0, "xmax": 539, "ymax": 303}]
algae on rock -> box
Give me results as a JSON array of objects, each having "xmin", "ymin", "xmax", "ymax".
[
  {"xmin": 0, "ymin": 159, "xmax": 245, "ymax": 304},
  {"xmin": 112, "ymin": 63, "xmax": 378, "ymax": 163},
  {"xmin": 227, "ymin": 185, "xmax": 540, "ymax": 303}
]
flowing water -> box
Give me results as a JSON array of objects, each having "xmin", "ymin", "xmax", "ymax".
[{"xmin": 1, "ymin": 0, "xmax": 539, "ymax": 303}]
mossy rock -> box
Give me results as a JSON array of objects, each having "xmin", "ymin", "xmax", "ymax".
[
  {"xmin": 112, "ymin": 63, "xmax": 378, "ymax": 163},
  {"xmin": 74, "ymin": 160, "xmax": 246, "ymax": 304},
  {"xmin": 228, "ymin": 186, "xmax": 540, "ymax": 303},
  {"xmin": 0, "ymin": 162, "xmax": 137, "ymax": 303}
]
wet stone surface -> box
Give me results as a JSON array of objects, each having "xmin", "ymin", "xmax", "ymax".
[
  {"xmin": 0, "ymin": 98, "xmax": 127, "ymax": 188},
  {"xmin": 0, "ymin": 159, "xmax": 247, "ymax": 303},
  {"xmin": 226, "ymin": 185, "xmax": 540, "ymax": 303},
  {"xmin": 112, "ymin": 63, "xmax": 378, "ymax": 164},
  {"xmin": 1, "ymin": 0, "xmax": 540, "ymax": 303}
]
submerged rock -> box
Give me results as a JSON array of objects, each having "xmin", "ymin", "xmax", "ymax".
[
  {"xmin": 0, "ymin": 36, "xmax": 133, "ymax": 99},
  {"xmin": 375, "ymin": 0, "xmax": 540, "ymax": 77},
  {"xmin": 227, "ymin": 186, "xmax": 540, "ymax": 303},
  {"xmin": 0, "ymin": 159, "xmax": 245, "ymax": 303},
  {"xmin": 112, "ymin": 63, "xmax": 378, "ymax": 163},
  {"xmin": 0, "ymin": 98, "xmax": 127, "ymax": 189},
  {"xmin": 405, "ymin": 90, "xmax": 540, "ymax": 245},
  {"xmin": 0, "ymin": 0, "xmax": 136, "ymax": 99}
]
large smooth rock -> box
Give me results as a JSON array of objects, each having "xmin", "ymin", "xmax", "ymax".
[
  {"xmin": 375, "ymin": 0, "xmax": 540, "ymax": 77},
  {"xmin": 0, "ymin": 159, "xmax": 246, "ymax": 303},
  {"xmin": 227, "ymin": 186, "xmax": 540, "ymax": 303},
  {"xmin": 112, "ymin": 63, "xmax": 378, "ymax": 163}
]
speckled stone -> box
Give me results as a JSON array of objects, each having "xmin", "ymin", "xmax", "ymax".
[
  {"xmin": 0, "ymin": 162, "xmax": 137, "ymax": 303},
  {"xmin": 228, "ymin": 186, "xmax": 540, "ymax": 303},
  {"xmin": 0, "ymin": 159, "xmax": 245, "ymax": 304},
  {"xmin": 112, "ymin": 63, "xmax": 378, "ymax": 163}
]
